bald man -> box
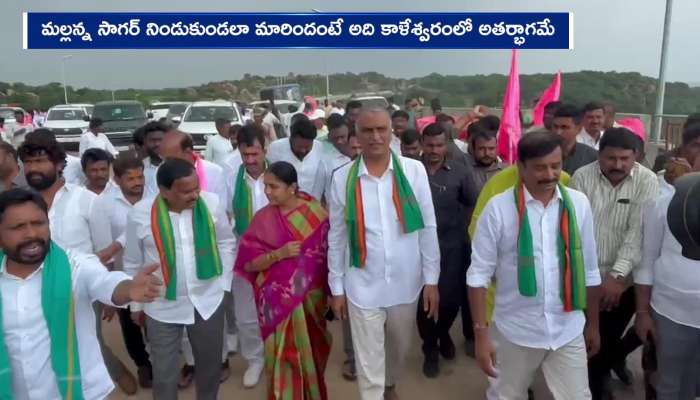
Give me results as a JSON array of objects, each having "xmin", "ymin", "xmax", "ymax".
[{"xmin": 156, "ymin": 130, "xmax": 227, "ymax": 202}]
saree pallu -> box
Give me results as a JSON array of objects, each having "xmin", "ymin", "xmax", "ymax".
[{"xmin": 234, "ymin": 193, "xmax": 331, "ymax": 400}]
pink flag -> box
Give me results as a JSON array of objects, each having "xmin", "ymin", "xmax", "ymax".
[
  {"xmin": 532, "ymin": 71, "xmax": 561, "ymax": 126},
  {"xmin": 497, "ymin": 50, "xmax": 521, "ymax": 164},
  {"xmin": 415, "ymin": 115, "xmax": 436, "ymax": 133}
]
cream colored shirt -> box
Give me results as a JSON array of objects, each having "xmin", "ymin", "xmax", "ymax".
[{"xmin": 570, "ymin": 162, "xmax": 658, "ymax": 278}]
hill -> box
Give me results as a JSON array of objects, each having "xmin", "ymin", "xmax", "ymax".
[{"xmin": 1, "ymin": 71, "xmax": 699, "ymax": 115}]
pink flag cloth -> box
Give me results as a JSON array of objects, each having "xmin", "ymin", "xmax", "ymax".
[
  {"xmin": 617, "ymin": 118, "xmax": 647, "ymax": 143},
  {"xmin": 416, "ymin": 116, "xmax": 436, "ymax": 133},
  {"xmin": 532, "ymin": 72, "xmax": 561, "ymax": 126},
  {"xmin": 304, "ymin": 96, "xmax": 318, "ymax": 116},
  {"xmin": 497, "ymin": 50, "xmax": 522, "ymax": 164},
  {"xmin": 193, "ymin": 155, "xmax": 208, "ymax": 191}
]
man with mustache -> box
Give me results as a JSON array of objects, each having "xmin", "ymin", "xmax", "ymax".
[
  {"xmin": 551, "ymin": 105, "xmax": 598, "ymax": 176},
  {"xmin": 465, "ymin": 127, "xmax": 505, "ymax": 195},
  {"xmin": 81, "ymin": 148, "xmax": 114, "ymax": 195},
  {"xmin": 139, "ymin": 121, "xmax": 167, "ymax": 199},
  {"xmin": 577, "ymin": 102, "xmax": 606, "ymax": 150},
  {"xmin": 18, "ymin": 129, "xmax": 140, "ymax": 394},
  {"xmin": 0, "ymin": 187, "xmax": 162, "ymax": 400},
  {"xmin": 222, "ymin": 124, "xmax": 267, "ymax": 388},
  {"xmin": 328, "ymin": 108, "xmax": 440, "ymax": 400},
  {"xmin": 468, "ymin": 131, "xmax": 602, "ymax": 399},
  {"xmin": 418, "ymin": 123, "xmax": 477, "ymax": 377},
  {"xmin": 317, "ymin": 114, "xmax": 362, "ymax": 380},
  {"xmin": 160, "ymin": 128, "xmax": 234, "ymax": 386},
  {"xmin": 571, "ymin": 128, "xmax": 658, "ymax": 399},
  {"xmin": 267, "ymin": 116, "xmax": 327, "ymax": 200},
  {"xmin": 89, "ymin": 152, "xmax": 153, "ymax": 389},
  {"xmin": 124, "ymin": 158, "xmax": 236, "ymax": 400}
]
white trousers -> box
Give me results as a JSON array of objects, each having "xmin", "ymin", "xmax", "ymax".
[
  {"xmin": 491, "ymin": 326, "xmax": 592, "ymax": 400},
  {"xmin": 232, "ymin": 275, "xmax": 264, "ymax": 365},
  {"xmin": 348, "ymin": 299, "xmax": 418, "ymax": 400}
]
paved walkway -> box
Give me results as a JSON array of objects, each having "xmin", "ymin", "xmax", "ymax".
[{"xmin": 104, "ymin": 317, "xmax": 643, "ymax": 400}]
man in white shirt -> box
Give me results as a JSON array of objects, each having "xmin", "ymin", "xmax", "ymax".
[
  {"xmin": 160, "ymin": 130, "xmax": 226, "ymax": 202},
  {"xmin": 124, "ymin": 158, "xmax": 236, "ymax": 400},
  {"xmin": 467, "ymin": 131, "xmax": 602, "ymax": 400},
  {"xmin": 635, "ymin": 123, "xmax": 700, "ymax": 400},
  {"xmin": 317, "ymin": 114, "xmax": 362, "ymax": 380},
  {"xmin": 328, "ymin": 108, "xmax": 440, "ymax": 400},
  {"xmin": 62, "ymin": 153, "xmax": 87, "ymax": 185},
  {"xmin": 204, "ymin": 118, "xmax": 234, "ymax": 167},
  {"xmin": 267, "ymin": 116, "xmax": 326, "ymax": 200},
  {"xmin": 7, "ymin": 109, "xmax": 33, "ymax": 148},
  {"xmin": 89, "ymin": 153, "xmax": 154, "ymax": 389},
  {"xmin": 138, "ymin": 121, "xmax": 167, "ymax": 199},
  {"xmin": 253, "ymin": 106, "xmax": 277, "ymax": 145},
  {"xmin": 570, "ymin": 128, "xmax": 658, "ymax": 398},
  {"xmin": 19, "ymin": 131, "xmax": 98, "ymax": 254},
  {"xmin": 576, "ymin": 102, "xmax": 605, "ymax": 150},
  {"xmin": 0, "ymin": 188, "xmax": 162, "ymax": 400},
  {"xmin": 81, "ymin": 148, "xmax": 114, "ymax": 195},
  {"xmin": 310, "ymin": 108, "xmax": 329, "ymax": 139},
  {"xmin": 224, "ymin": 124, "xmax": 269, "ymax": 388},
  {"xmin": 18, "ymin": 130, "xmax": 140, "ymax": 394},
  {"xmin": 79, "ymin": 118, "xmax": 118, "ymax": 157},
  {"xmin": 160, "ymin": 130, "xmax": 233, "ymax": 383},
  {"xmin": 319, "ymin": 115, "xmax": 353, "ymax": 197}
]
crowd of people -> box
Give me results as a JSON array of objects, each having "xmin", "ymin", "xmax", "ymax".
[{"xmin": 0, "ymin": 96, "xmax": 699, "ymax": 400}]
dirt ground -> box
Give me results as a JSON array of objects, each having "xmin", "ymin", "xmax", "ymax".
[{"xmin": 103, "ymin": 316, "xmax": 644, "ymax": 400}]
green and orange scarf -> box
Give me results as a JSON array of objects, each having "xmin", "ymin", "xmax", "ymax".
[
  {"xmin": 151, "ymin": 196, "xmax": 222, "ymax": 300},
  {"xmin": 346, "ymin": 152, "xmax": 424, "ymax": 268},
  {"xmin": 0, "ymin": 242, "xmax": 83, "ymax": 399},
  {"xmin": 232, "ymin": 163, "xmax": 266, "ymax": 236},
  {"xmin": 515, "ymin": 182, "xmax": 586, "ymax": 311}
]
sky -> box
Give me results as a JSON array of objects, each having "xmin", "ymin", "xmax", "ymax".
[{"xmin": 2, "ymin": 0, "xmax": 699, "ymax": 90}]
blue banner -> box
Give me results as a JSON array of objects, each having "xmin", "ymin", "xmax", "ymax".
[{"xmin": 23, "ymin": 12, "xmax": 572, "ymax": 50}]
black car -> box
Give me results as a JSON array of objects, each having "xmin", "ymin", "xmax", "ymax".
[{"xmin": 91, "ymin": 101, "xmax": 152, "ymax": 150}]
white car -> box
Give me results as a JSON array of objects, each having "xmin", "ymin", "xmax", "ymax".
[
  {"xmin": 350, "ymin": 96, "xmax": 392, "ymax": 110},
  {"xmin": 149, "ymin": 101, "xmax": 189, "ymax": 122},
  {"xmin": 176, "ymin": 100, "xmax": 242, "ymax": 150},
  {"xmin": 66, "ymin": 103, "xmax": 94, "ymax": 117},
  {"xmin": 44, "ymin": 105, "xmax": 92, "ymax": 152}
]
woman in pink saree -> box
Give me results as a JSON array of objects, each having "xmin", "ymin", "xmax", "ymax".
[{"xmin": 234, "ymin": 161, "xmax": 331, "ymax": 400}]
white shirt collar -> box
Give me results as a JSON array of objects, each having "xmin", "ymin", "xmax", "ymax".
[
  {"xmin": 522, "ymin": 184, "xmax": 563, "ymax": 206},
  {"xmin": 357, "ymin": 153, "xmax": 396, "ymax": 178},
  {"xmin": 0, "ymin": 257, "xmax": 44, "ymax": 281}
]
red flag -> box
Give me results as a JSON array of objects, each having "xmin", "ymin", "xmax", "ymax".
[
  {"xmin": 497, "ymin": 50, "xmax": 521, "ymax": 164},
  {"xmin": 532, "ymin": 72, "xmax": 561, "ymax": 126}
]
